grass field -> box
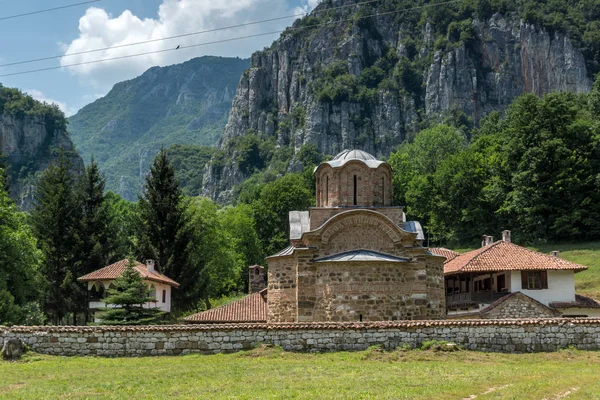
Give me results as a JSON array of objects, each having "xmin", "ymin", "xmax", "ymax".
[
  {"xmin": 2, "ymin": 347, "xmax": 600, "ymax": 399},
  {"xmin": 454, "ymin": 241, "xmax": 600, "ymax": 300}
]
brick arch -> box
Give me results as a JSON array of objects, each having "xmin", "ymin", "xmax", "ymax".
[{"xmin": 316, "ymin": 210, "xmax": 413, "ymax": 245}]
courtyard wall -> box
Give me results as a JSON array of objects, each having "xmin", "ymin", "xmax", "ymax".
[{"xmin": 3, "ymin": 319, "xmax": 600, "ymax": 357}]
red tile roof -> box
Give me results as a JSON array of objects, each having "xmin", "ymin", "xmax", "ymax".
[
  {"xmin": 444, "ymin": 241, "xmax": 588, "ymax": 275},
  {"xmin": 429, "ymin": 248, "xmax": 460, "ymax": 263},
  {"xmin": 77, "ymin": 259, "xmax": 180, "ymax": 288},
  {"xmin": 551, "ymin": 295, "xmax": 600, "ymax": 309},
  {"xmin": 185, "ymin": 290, "xmax": 267, "ymax": 323},
  {"xmin": 7, "ymin": 318, "xmax": 600, "ymax": 333}
]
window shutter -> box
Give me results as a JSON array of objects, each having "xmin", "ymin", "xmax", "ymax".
[
  {"xmin": 521, "ymin": 271, "xmax": 528, "ymax": 289},
  {"xmin": 540, "ymin": 271, "xmax": 548, "ymax": 289}
]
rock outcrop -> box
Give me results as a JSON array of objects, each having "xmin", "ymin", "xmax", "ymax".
[
  {"xmin": 0, "ymin": 113, "xmax": 83, "ymax": 209},
  {"xmin": 202, "ymin": 6, "xmax": 592, "ymax": 203}
]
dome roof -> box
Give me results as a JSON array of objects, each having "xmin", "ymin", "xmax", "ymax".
[
  {"xmin": 332, "ymin": 149, "xmax": 377, "ymax": 162},
  {"xmin": 316, "ymin": 149, "xmax": 387, "ymax": 171}
]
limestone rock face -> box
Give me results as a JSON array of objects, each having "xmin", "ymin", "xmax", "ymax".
[
  {"xmin": 0, "ymin": 113, "xmax": 84, "ymax": 209},
  {"xmin": 1, "ymin": 338, "xmax": 26, "ymax": 360},
  {"xmin": 202, "ymin": 11, "xmax": 591, "ymax": 203}
]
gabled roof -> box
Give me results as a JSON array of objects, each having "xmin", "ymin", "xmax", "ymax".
[
  {"xmin": 429, "ymin": 248, "xmax": 461, "ymax": 263},
  {"xmin": 184, "ymin": 290, "xmax": 267, "ymax": 323},
  {"xmin": 77, "ymin": 259, "xmax": 180, "ymax": 288},
  {"xmin": 479, "ymin": 292, "xmax": 560, "ymax": 317},
  {"xmin": 550, "ymin": 295, "xmax": 600, "ymax": 309},
  {"xmin": 444, "ymin": 241, "xmax": 588, "ymax": 275},
  {"xmin": 313, "ymin": 249, "xmax": 410, "ymax": 263}
]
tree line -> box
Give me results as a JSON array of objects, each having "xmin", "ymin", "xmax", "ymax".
[
  {"xmin": 390, "ymin": 77, "xmax": 600, "ymax": 246},
  {"xmin": 0, "ymin": 146, "xmax": 314, "ymax": 325},
  {"xmin": 2, "ymin": 79, "xmax": 599, "ymax": 325}
]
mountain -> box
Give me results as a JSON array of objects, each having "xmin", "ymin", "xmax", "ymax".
[
  {"xmin": 201, "ymin": 0, "xmax": 597, "ymax": 203},
  {"xmin": 68, "ymin": 56, "xmax": 250, "ymax": 200},
  {"xmin": 0, "ymin": 86, "xmax": 83, "ymax": 209}
]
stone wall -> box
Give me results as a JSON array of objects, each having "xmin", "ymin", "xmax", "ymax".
[
  {"xmin": 267, "ymin": 256, "xmax": 298, "ymax": 323},
  {"xmin": 296, "ymin": 261, "xmax": 438, "ymax": 322},
  {"xmin": 482, "ymin": 292, "xmax": 560, "ymax": 319},
  {"xmin": 3, "ymin": 319, "xmax": 600, "ymax": 357}
]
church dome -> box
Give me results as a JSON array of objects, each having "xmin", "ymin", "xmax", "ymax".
[
  {"xmin": 332, "ymin": 149, "xmax": 377, "ymax": 162},
  {"xmin": 318, "ymin": 149, "xmax": 386, "ymax": 170},
  {"xmin": 314, "ymin": 149, "xmax": 393, "ymax": 207}
]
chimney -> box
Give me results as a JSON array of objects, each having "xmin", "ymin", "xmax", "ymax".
[
  {"xmin": 551, "ymin": 251, "xmax": 560, "ymax": 257},
  {"xmin": 502, "ymin": 230, "xmax": 511, "ymax": 243},
  {"xmin": 146, "ymin": 259, "xmax": 155, "ymax": 274},
  {"xmin": 482, "ymin": 235, "xmax": 494, "ymax": 247},
  {"xmin": 249, "ymin": 265, "xmax": 266, "ymax": 293}
]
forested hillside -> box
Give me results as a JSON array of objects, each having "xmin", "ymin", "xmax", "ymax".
[
  {"xmin": 68, "ymin": 56, "xmax": 249, "ymax": 200},
  {"xmin": 202, "ymin": 0, "xmax": 599, "ymax": 202},
  {"xmin": 0, "ymin": 86, "xmax": 83, "ymax": 208}
]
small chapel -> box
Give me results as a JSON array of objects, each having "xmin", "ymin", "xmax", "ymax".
[{"xmin": 186, "ymin": 149, "xmax": 446, "ymax": 324}]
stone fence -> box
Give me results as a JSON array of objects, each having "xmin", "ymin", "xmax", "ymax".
[{"xmin": 3, "ymin": 318, "xmax": 600, "ymax": 357}]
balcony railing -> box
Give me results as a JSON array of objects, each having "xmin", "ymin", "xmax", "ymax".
[{"xmin": 446, "ymin": 291, "xmax": 508, "ymax": 306}]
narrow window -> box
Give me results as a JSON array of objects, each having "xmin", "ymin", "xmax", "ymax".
[
  {"xmin": 325, "ymin": 175, "xmax": 329, "ymax": 206},
  {"xmin": 162, "ymin": 290, "xmax": 166, "ymax": 303},
  {"xmin": 359, "ymin": 314, "xmax": 363, "ymax": 322},
  {"xmin": 353, "ymin": 175, "xmax": 357, "ymax": 205}
]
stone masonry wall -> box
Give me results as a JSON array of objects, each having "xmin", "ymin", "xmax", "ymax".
[
  {"xmin": 3, "ymin": 319, "xmax": 600, "ymax": 357},
  {"xmin": 296, "ymin": 261, "xmax": 435, "ymax": 322},
  {"xmin": 482, "ymin": 293, "xmax": 560, "ymax": 319}
]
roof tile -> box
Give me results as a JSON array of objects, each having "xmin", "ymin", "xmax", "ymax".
[
  {"xmin": 77, "ymin": 259, "xmax": 180, "ymax": 288},
  {"xmin": 185, "ymin": 290, "xmax": 267, "ymax": 323},
  {"xmin": 444, "ymin": 241, "xmax": 587, "ymax": 275}
]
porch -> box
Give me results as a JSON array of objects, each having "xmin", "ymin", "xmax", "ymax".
[{"xmin": 445, "ymin": 272, "xmax": 511, "ymax": 308}]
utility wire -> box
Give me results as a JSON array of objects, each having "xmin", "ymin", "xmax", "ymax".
[
  {"xmin": 0, "ymin": 0, "xmax": 462, "ymax": 78},
  {"xmin": 0, "ymin": 0, "xmax": 383, "ymax": 68},
  {"xmin": 0, "ymin": 0, "xmax": 102, "ymax": 22}
]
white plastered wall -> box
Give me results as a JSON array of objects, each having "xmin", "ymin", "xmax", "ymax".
[
  {"xmin": 509, "ymin": 270, "xmax": 576, "ymax": 306},
  {"xmin": 87, "ymin": 280, "xmax": 173, "ymax": 313}
]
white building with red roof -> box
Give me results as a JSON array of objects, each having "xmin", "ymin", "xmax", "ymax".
[
  {"xmin": 78, "ymin": 259, "xmax": 179, "ymax": 322},
  {"xmin": 430, "ymin": 231, "xmax": 600, "ymax": 318}
]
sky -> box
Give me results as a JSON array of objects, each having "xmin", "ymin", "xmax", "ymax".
[{"xmin": 0, "ymin": 0, "xmax": 320, "ymax": 116}]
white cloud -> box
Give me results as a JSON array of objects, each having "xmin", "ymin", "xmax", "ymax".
[
  {"xmin": 25, "ymin": 89, "xmax": 78, "ymax": 117},
  {"xmin": 61, "ymin": 0, "xmax": 320, "ymax": 90}
]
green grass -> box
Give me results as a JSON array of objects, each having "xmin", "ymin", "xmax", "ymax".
[
  {"xmin": 453, "ymin": 241, "xmax": 600, "ymax": 300},
  {"xmin": 2, "ymin": 347, "xmax": 600, "ymax": 399}
]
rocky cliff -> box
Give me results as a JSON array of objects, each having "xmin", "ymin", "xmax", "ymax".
[
  {"xmin": 68, "ymin": 56, "xmax": 249, "ymax": 200},
  {"xmin": 0, "ymin": 112, "xmax": 83, "ymax": 209},
  {"xmin": 202, "ymin": 1, "xmax": 592, "ymax": 203}
]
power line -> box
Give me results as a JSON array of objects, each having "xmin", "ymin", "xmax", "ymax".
[
  {"xmin": 0, "ymin": 0, "xmax": 462, "ymax": 78},
  {"xmin": 0, "ymin": 0, "xmax": 383, "ymax": 68},
  {"xmin": 0, "ymin": 0, "xmax": 102, "ymax": 22}
]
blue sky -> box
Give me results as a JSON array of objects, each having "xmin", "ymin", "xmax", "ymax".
[{"xmin": 0, "ymin": 0, "xmax": 317, "ymax": 116}]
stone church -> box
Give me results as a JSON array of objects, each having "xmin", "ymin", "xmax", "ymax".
[
  {"xmin": 266, "ymin": 149, "xmax": 445, "ymax": 322},
  {"xmin": 186, "ymin": 150, "xmax": 446, "ymax": 324}
]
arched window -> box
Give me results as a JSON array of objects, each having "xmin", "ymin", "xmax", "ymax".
[
  {"xmin": 325, "ymin": 175, "xmax": 329, "ymax": 206},
  {"xmin": 89, "ymin": 282, "xmax": 105, "ymax": 300},
  {"xmin": 353, "ymin": 175, "xmax": 357, "ymax": 206}
]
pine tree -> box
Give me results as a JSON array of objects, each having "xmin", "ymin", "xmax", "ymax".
[
  {"xmin": 29, "ymin": 152, "xmax": 82, "ymax": 325},
  {"xmin": 138, "ymin": 149, "xmax": 198, "ymax": 312},
  {"xmin": 75, "ymin": 156, "xmax": 115, "ymax": 322},
  {"xmin": 98, "ymin": 259, "xmax": 163, "ymax": 325}
]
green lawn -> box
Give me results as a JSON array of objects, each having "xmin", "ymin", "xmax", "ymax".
[
  {"xmin": 2, "ymin": 348, "xmax": 600, "ymax": 399},
  {"xmin": 454, "ymin": 241, "xmax": 600, "ymax": 300}
]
